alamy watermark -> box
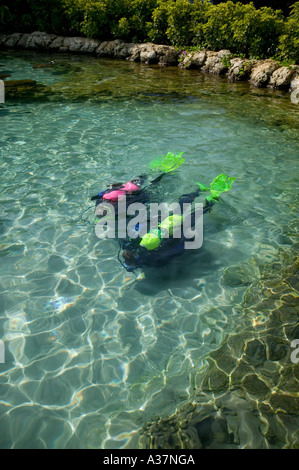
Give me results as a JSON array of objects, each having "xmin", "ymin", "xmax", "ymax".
[
  {"xmin": 0, "ymin": 340, "xmax": 4, "ymax": 363},
  {"xmin": 290, "ymin": 339, "xmax": 299, "ymax": 364},
  {"xmin": 94, "ymin": 197, "xmax": 203, "ymax": 249},
  {"xmin": 0, "ymin": 80, "xmax": 4, "ymax": 104}
]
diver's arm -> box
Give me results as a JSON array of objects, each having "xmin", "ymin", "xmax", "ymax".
[
  {"xmin": 149, "ymin": 173, "xmax": 168, "ymax": 185},
  {"xmin": 178, "ymin": 187, "xmax": 201, "ymax": 208},
  {"xmin": 203, "ymin": 197, "xmax": 216, "ymax": 214}
]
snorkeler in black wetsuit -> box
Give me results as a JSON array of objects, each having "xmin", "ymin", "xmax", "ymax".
[{"xmin": 91, "ymin": 168, "xmax": 236, "ymax": 272}]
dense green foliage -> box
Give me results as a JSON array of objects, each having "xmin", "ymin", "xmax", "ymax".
[
  {"xmin": 0, "ymin": 0, "xmax": 74, "ymax": 34},
  {"xmin": 148, "ymin": 0, "xmax": 286, "ymax": 58},
  {"xmin": 211, "ymin": 1, "xmax": 294, "ymax": 17},
  {"xmin": 279, "ymin": 2, "xmax": 299, "ymax": 63},
  {"xmin": 74, "ymin": 0, "xmax": 158, "ymax": 41},
  {"xmin": 213, "ymin": 0, "xmax": 295, "ymax": 16},
  {"xmin": 200, "ymin": 2, "xmax": 285, "ymax": 58},
  {"xmin": 0, "ymin": 0, "xmax": 298, "ymax": 62}
]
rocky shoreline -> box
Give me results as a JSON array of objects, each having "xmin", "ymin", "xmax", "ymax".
[{"xmin": 1, "ymin": 31, "xmax": 299, "ymax": 103}]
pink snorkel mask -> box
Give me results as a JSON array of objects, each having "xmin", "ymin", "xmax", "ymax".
[
  {"xmin": 102, "ymin": 190, "xmax": 126, "ymax": 202},
  {"xmin": 121, "ymin": 181, "xmax": 140, "ymax": 192},
  {"xmin": 102, "ymin": 181, "xmax": 140, "ymax": 202}
]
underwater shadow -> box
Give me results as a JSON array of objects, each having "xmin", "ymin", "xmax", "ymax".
[{"xmin": 134, "ymin": 246, "xmax": 218, "ymax": 296}]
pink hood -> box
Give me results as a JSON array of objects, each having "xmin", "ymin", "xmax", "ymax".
[
  {"xmin": 121, "ymin": 181, "xmax": 140, "ymax": 192},
  {"xmin": 102, "ymin": 190, "xmax": 126, "ymax": 202}
]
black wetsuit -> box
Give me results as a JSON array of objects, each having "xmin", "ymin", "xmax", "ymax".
[{"xmin": 119, "ymin": 188, "xmax": 216, "ymax": 271}]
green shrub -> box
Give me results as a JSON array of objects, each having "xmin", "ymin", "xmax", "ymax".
[
  {"xmin": 211, "ymin": 1, "xmax": 294, "ymax": 17},
  {"xmin": 113, "ymin": 17, "xmax": 131, "ymax": 39},
  {"xmin": 74, "ymin": 0, "xmax": 128, "ymax": 38},
  {"xmin": 232, "ymin": 4, "xmax": 285, "ymax": 58},
  {"xmin": 78, "ymin": 0, "xmax": 111, "ymax": 38},
  {"xmin": 0, "ymin": 5, "xmax": 10, "ymax": 25},
  {"xmin": 128, "ymin": 0, "xmax": 158, "ymax": 42},
  {"xmin": 0, "ymin": 0, "xmax": 75, "ymax": 35},
  {"xmin": 67, "ymin": 0, "xmax": 157, "ymax": 41},
  {"xmin": 28, "ymin": 0, "xmax": 71, "ymax": 34},
  {"xmin": 190, "ymin": 0, "xmax": 212, "ymax": 47},
  {"xmin": 147, "ymin": 0, "xmax": 172, "ymax": 44},
  {"xmin": 165, "ymin": 0, "xmax": 194, "ymax": 46},
  {"xmin": 193, "ymin": 1, "xmax": 284, "ymax": 58},
  {"xmin": 279, "ymin": 2, "xmax": 299, "ymax": 63},
  {"xmin": 200, "ymin": 1, "xmax": 240, "ymax": 51},
  {"xmin": 148, "ymin": 0, "xmax": 286, "ymax": 57},
  {"xmin": 62, "ymin": 0, "xmax": 84, "ymax": 35}
]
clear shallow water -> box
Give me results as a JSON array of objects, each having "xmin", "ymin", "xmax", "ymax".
[{"xmin": 0, "ymin": 50, "xmax": 298, "ymax": 449}]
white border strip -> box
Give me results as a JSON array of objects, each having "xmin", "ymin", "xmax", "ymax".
[
  {"xmin": 0, "ymin": 340, "xmax": 5, "ymax": 363},
  {"xmin": 0, "ymin": 79, "xmax": 5, "ymax": 103}
]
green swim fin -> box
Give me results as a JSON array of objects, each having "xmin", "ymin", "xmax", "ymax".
[
  {"xmin": 149, "ymin": 152, "xmax": 185, "ymax": 173},
  {"xmin": 196, "ymin": 174, "xmax": 236, "ymax": 201}
]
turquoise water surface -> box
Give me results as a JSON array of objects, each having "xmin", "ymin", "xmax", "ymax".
[{"xmin": 0, "ymin": 50, "xmax": 298, "ymax": 449}]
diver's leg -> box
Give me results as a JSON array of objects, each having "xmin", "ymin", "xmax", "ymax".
[{"xmin": 178, "ymin": 187, "xmax": 201, "ymax": 208}]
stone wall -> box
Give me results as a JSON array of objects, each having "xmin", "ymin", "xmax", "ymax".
[{"xmin": 1, "ymin": 31, "xmax": 299, "ymax": 103}]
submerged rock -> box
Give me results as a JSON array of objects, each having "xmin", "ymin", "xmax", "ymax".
[
  {"xmin": 139, "ymin": 44, "xmax": 158, "ymax": 64},
  {"xmin": 80, "ymin": 38, "xmax": 102, "ymax": 53},
  {"xmin": 227, "ymin": 58, "xmax": 257, "ymax": 82},
  {"xmin": 4, "ymin": 79, "xmax": 50, "ymax": 100},
  {"xmin": 222, "ymin": 261, "xmax": 260, "ymax": 287},
  {"xmin": 242, "ymin": 374, "xmax": 270, "ymax": 398},
  {"xmin": 178, "ymin": 50, "xmax": 206, "ymax": 69},
  {"xmin": 127, "ymin": 43, "xmax": 178, "ymax": 65},
  {"xmin": 290, "ymin": 73, "xmax": 299, "ymax": 91},
  {"xmin": 25, "ymin": 31, "xmax": 57, "ymax": 49},
  {"xmin": 48, "ymin": 36, "xmax": 65, "ymax": 50},
  {"xmin": 250, "ymin": 59, "xmax": 280, "ymax": 87},
  {"xmin": 96, "ymin": 39, "xmax": 126, "ymax": 58},
  {"xmin": 0, "ymin": 35, "xmax": 8, "ymax": 46},
  {"xmin": 269, "ymin": 393, "xmax": 299, "ymax": 416},
  {"xmin": 113, "ymin": 41, "xmax": 135, "ymax": 59},
  {"xmin": 33, "ymin": 61, "xmax": 55, "ymax": 68},
  {"xmin": 2, "ymin": 33, "xmax": 22, "ymax": 47},
  {"xmin": 4, "ymin": 79, "xmax": 37, "ymax": 88},
  {"xmin": 244, "ymin": 339, "xmax": 266, "ymax": 366},
  {"xmin": 268, "ymin": 66, "xmax": 298, "ymax": 89},
  {"xmin": 16, "ymin": 33, "xmax": 31, "ymax": 48},
  {"xmin": 139, "ymin": 256, "xmax": 299, "ymax": 449},
  {"xmin": 202, "ymin": 50, "xmax": 232, "ymax": 75},
  {"xmin": 62, "ymin": 36, "xmax": 97, "ymax": 53},
  {"xmin": 290, "ymin": 74, "xmax": 299, "ymax": 104},
  {"xmin": 155, "ymin": 45, "xmax": 179, "ymax": 66},
  {"xmin": 202, "ymin": 366, "xmax": 229, "ymax": 393}
]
